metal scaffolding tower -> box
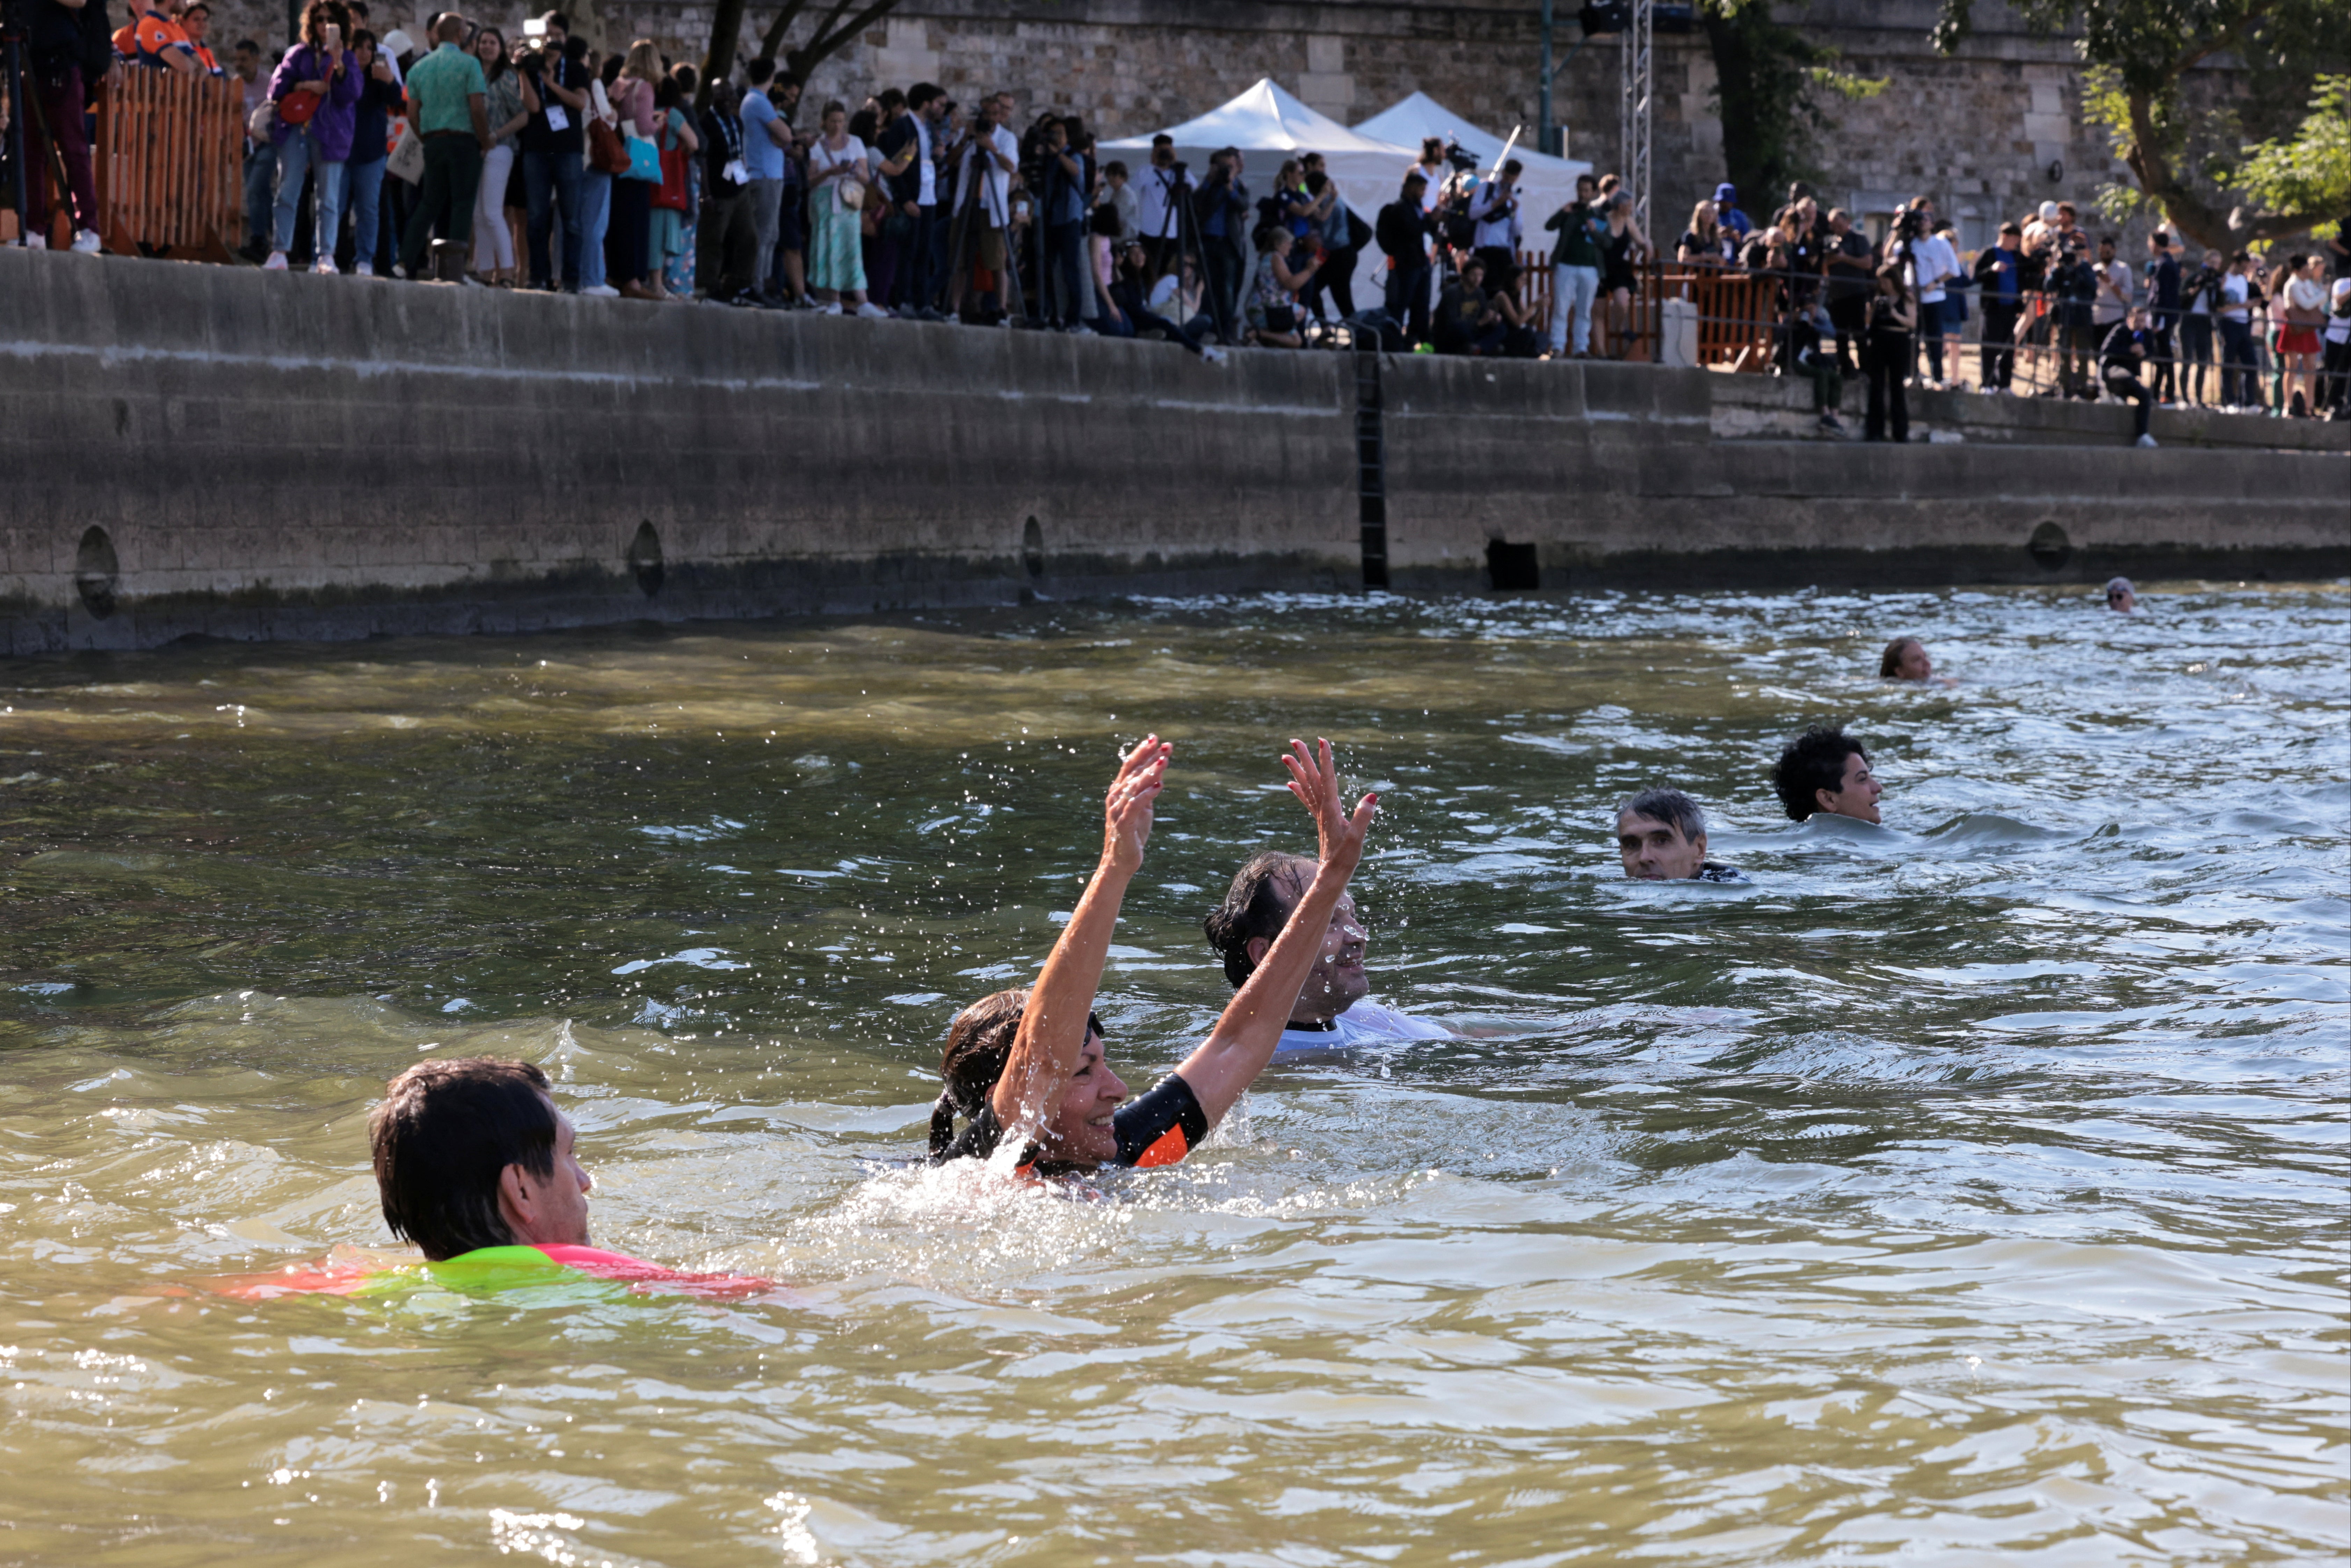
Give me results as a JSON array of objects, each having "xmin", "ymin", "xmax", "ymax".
[{"xmin": 1618, "ymin": 0, "xmax": 1652, "ymax": 239}]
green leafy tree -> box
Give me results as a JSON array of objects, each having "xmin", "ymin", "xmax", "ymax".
[
  {"xmin": 1703, "ymin": 0, "xmax": 1886, "ymax": 210},
  {"xmin": 1932, "ymin": 0, "xmax": 2350, "ymax": 249}
]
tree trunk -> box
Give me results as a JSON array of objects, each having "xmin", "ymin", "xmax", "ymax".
[
  {"xmin": 697, "ymin": 0, "xmax": 750, "ymax": 109},
  {"xmin": 2126, "ymin": 88, "xmax": 2314, "ymax": 251}
]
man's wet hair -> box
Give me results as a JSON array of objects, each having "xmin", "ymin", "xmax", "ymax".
[
  {"xmin": 1771, "ymin": 725, "xmax": 1868, "ymax": 822},
  {"xmin": 369, "ymin": 1057, "xmax": 557, "ymax": 1261},
  {"xmin": 1203, "ymin": 851, "xmax": 1314, "ymax": 987},
  {"xmin": 1879, "ymin": 636, "xmax": 1923, "ymax": 677},
  {"xmin": 1616, "ymin": 788, "xmax": 1704, "ymax": 843}
]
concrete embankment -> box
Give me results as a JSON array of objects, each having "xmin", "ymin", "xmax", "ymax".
[{"xmin": 2, "ymin": 247, "xmax": 2344, "ymax": 653}]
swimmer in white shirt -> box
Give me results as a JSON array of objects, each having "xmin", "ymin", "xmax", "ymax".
[{"xmin": 1203, "ymin": 851, "xmax": 1451, "ymax": 1052}]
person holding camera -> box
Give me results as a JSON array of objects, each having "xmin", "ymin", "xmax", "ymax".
[
  {"xmin": 1133, "ymin": 134, "xmax": 1192, "ymax": 280},
  {"xmin": 344, "ymin": 29, "xmax": 399, "ymax": 274},
  {"xmin": 1433, "ymin": 254, "xmax": 1505, "ymax": 356},
  {"xmin": 1542, "ymin": 173, "xmax": 1605, "ymax": 359},
  {"xmin": 1194, "ymin": 147, "xmax": 1250, "ymax": 339},
  {"xmin": 2050, "ymin": 234, "xmax": 2102, "ymax": 399},
  {"xmin": 1467, "ymin": 157, "xmax": 1523, "ymax": 294},
  {"xmin": 514, "ymin": 27, "xmax": 587, "ymax": 292},
  {"xmin": 2178, "ymin": 248, "xmax": 2222, "ymax": 408},
  {"xmin": 262, "ymin": 0, "xmax": 363, "ymax": 274},
  {"xmin": 2099, "ymin": 302, "xmax": 2160, "ymax": 445},
  {"xmin": 1244, "ymin": 223, "xmax": 1316, "ymax": 348}
]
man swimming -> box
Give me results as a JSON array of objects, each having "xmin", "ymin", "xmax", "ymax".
[
  {"xmin": 2104, "ymin": 576, "xmax": 2138, "ymax": 613},
  {"xmin": 1615, "ymin": 787, "xmax": 1746, "ymax": 881},
  {"xmin": 360, "ymin": 1056, "xmax": 770, "ymax": 1292},
  {"xmin": 1771, "ymin": 725, "xmax": 1883, "ymax": 824},
  {"xmin": 1203, "ymin": 852, "xmax": 1450, "ymax": 1050},
  {"xmin": 928, "ymin": 735, "xmax": 1377, "ymax": 1174}
]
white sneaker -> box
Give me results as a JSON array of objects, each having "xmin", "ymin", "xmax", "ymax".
[
  {"xmin": 581, "ymin": 283, "xmax": 619, "ymax": 298},
  {"xmin": 23, "ymin": 233, "xmax": 45, "ymax": 250},
  {"xmin": 854, "ymin": 301, "xmax": 891, "ymax": 320},
  {"xmin": 71, "ymin": 229, "xmax": 102, "ymax": 254},
  {"xmin": 819, "ymin": 301, "xmax": 843, "ymax": 315},
  {"xmin": 355, "ymin": 260, "xmax": 375, "ymax": 277},
  {"xmin": 313, "ymin": 256, "xmax": 338, "ymax": 275},
  {"xmin": 1202, "ymin": 345, "xmax": 1226, "ymax": 365},
  {"xmin": 2134, "ymin": 433, "xmax": 2158, "ymax": 448},
  {"xmin": 263, "ymin": 250, "xmax": 289, "ymax": 271}
]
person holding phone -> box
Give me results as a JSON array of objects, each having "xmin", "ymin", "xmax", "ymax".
[{"xmin": 261, "ymin": 0, "xmax": 362, "ymax": 272}]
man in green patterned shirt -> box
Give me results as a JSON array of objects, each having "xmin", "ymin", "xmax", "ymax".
[{"xmin": 398, "ymin": 13, "xmax": 489, "ymax": 280}]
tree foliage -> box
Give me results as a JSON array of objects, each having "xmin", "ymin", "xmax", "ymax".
[
  {"xmin": 1701, "ymin": 0, "xmax": 1885, "ymax": 209},
  {"xmin": 1931, "ymin": 0, "xmax": 2350, "ymax": 248},
  {"xmin": 2235, "ymin": 74, "xmax": 2351, "ymax": 219}
]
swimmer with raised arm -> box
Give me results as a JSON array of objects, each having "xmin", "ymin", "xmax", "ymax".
[
  {"xmin": 1771, "ymin": 724, "xmax": 1883, "ymax": 824},
  {"xmin": 929, "ymin": 736, "xmax": 1378, "ymax": 1174},
  {"xmin": 1203, "ymin": 853, "xmax": 1450, "ymax": 1050}
]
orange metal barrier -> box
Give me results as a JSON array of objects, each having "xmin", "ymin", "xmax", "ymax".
[{"xmin": 95, "ymin": 67, "xmax": 243, "ymax": 260}]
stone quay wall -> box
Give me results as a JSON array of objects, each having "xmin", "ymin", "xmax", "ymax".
[
  {"xmin": 198, "ymin": 0, "xmax": 2256, "ymax": 258},
  {"xmin": 2, "ymin": 247, "xmax": 2344, "ymax": 655}
]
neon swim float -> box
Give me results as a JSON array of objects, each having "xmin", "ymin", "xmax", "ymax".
[{"xmin": 199, "ymin": 1242, "xmax": 775, "ymax": 1303}]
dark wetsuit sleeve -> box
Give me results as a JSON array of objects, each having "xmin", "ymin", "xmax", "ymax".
[{"xmin": 1112, "ymin": 1074, "xmax": 1210, "ymax": 1169}]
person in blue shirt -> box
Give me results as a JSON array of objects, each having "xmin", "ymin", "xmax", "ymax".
[
  {"xmin": 2145, "ymin": 231, "xmax": 2183, "ymax": 403},
  {"xmin": 1039, "ymin": 116, "xmax": 1090, "ymax": 330},
  {"xmin": 1973, "ymin": 219, "xmax": 2024, "ymax": 390},
  {"xmin": 1714, "ymin": 181, "xmax": 1751, "ymax": 239}
]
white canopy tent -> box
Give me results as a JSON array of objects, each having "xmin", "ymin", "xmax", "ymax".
[
  {"xmin": 1353, "ymin": 91, "xmax": 1594, "ymax": 231},
  {"xmin": 1101, "ymin": 79, "xmax": 1424, "ymax": 317}
]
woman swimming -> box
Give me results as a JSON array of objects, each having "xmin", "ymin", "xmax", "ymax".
[{"xmin": 929, "ymin": 735, "xmax": 1376, "ymax": 1175}]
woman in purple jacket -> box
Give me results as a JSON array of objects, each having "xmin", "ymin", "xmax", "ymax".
[{"xmin": 264, "ymin": 0, "xmax": 363, "ymax": 274}]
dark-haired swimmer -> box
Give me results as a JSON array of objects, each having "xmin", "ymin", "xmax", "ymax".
[
  {"xmin": 1204, "ymin": 853, "xmax": 1450, "ymax": 1051},
  {"xmin": 1879, "ymin": 636, "xmax": 1955, "ymax": 684},
  {"xmin": 1616, "ymin": 787, "xmax": 1745, "ymax": 881},
  {"xmin": 1771, "ymin": 725, "xmax": 1882, "ymax": 823},
  {"xmin": 929, "ymin": 736, "xmax": 1376, "ymax": 1175}
]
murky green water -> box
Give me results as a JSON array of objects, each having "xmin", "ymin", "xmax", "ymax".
[{"xmin": 1, "ymin": 587, "xmax": 2345, "ymax": 1567}]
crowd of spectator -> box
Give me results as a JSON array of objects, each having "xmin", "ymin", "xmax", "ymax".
[
  {"xmin": 1664, "ymin": 181, "xmax": 2351, "ymax": 438},
  {"xmin": 10, "ymin": 0, "xmax": 2349, "ymax": 431}
]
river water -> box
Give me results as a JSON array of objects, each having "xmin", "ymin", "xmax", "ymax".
[{"xmin": 1, "ymin": 585, "xmax": 2344, "ymax": 1566}]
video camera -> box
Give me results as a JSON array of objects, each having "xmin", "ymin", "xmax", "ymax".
[{"xmin": 1441, "ymin": 139, "xmax": 1478, "ymax": 175}]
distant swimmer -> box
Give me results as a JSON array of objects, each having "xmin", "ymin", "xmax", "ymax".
[
  {"xmin": 1203, "ymin": 852, "xmax": 1451, "ymax": 1051},
  {"xmin": 1615, "ymin": 787, "xmax": 1746, "ymax": 881},
  {"xmin": 2105, "ymin": 576, "xmax": 2138, "ymax": 612},
  {"xmin": 1879, "ymin": 636, "xmax": 1955, "ymax": 684},
  {"xmin": 1771, "ymin": 725, "xmax": 1883, "ymax": 824},
  {"xmin": 929, "ymin": 736, "xmax": 1376, "ymax": 1176}
]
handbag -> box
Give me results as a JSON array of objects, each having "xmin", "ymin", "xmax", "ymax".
[
  {"xmin": 624, "ymin": 132, "xmax": 661, "ymax": 182},
  {"xmin": 585, "ymin": 80, "xmax": 630, "ymax": 175},
  {"xmin": 385, "ymin": 116, "xmax": 425, "ymax": 184},
  {"xmin": 839, "ymin": 175, "xmax": 865, "ymax": 211},
  {"xmin": 277, "ymin": 86, "xmax": 322, "ymax": 125},
  {"xmin": 653, "ymin": 122, "xmax": 690, "ymax": 211}
]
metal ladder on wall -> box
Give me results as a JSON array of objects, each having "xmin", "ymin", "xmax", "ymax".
[{"xmin": 1354, "ymin": 343, "xmax": 1388, "ymax": 590}]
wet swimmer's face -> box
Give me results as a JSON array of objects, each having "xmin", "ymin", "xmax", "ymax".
[
  {"xmin": 499, "ymin": 1104, "xmax": 594, "ymax": 1247},
  {"xmin": 1816, "ymin": 751, "xmax": 1883, "ymax": 824},
  {"xmin": 1044, "ymin": 1025, "xmax": 1129, "ymax": 1165},
  {"xmin": 1247, "ymin": 888, "xmax": 1370, "ymax": 1021},
  {"xmin": 1618, "ymin": 812, "xmax": 1707, "ymax": 880},
  {"xmin": 1886, "ymin": 639, "xmax": 1934, "ymax": 681}
]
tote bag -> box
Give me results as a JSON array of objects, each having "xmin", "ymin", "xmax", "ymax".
[
  {"xmin": 653, "ymin": 120, "xmax": 690, "ymax": 211},
  {"xmin": 385, "ymin": 117, "xmax": 426, "ymax": 184},
  {"xmin": 624, "ymin": 132, "xmax": 661, "ymax": 182},
  {"xmin": 585, "ymin": 80, "xmax": 630, "ymax": 175}
]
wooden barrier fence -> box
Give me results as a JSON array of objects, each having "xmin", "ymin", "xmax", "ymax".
[
  {"xmin": 95, "ymin": 67, "xmax": 243, "ymax": 260},
  {"xmin": 1507, "ymin": 255, "xmax": 1784, "ymax": 367}
]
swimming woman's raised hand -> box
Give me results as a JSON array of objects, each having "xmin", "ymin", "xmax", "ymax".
[
  {"xmin": 1282, "ymin": 737, "xmax": 1377, "ymax": 880},
  {"xmin": 1102, "ymin": 735, "xmax": 1171, "ymax": 875},
  {"xmin": 1170, "ymin": 739, "xmax": 1378, "ymax": 1125},
  {"xmin": 989, "ymin": 734, "xmax": 1169, "ymax": 1131}
]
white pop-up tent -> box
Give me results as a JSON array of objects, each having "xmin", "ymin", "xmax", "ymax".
[
  {"xmin": 1353, "ymin": 91, "xmax": 1594, "ymax": 229},
  {"xmin": 1101, "ymin": 79, "xmax": 1424, "ymax": 315}
]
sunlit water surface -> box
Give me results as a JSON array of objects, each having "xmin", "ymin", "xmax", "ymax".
[{"xmin": 1, "ymin": 586, "xmax": 2345, "ymax": 1567}]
